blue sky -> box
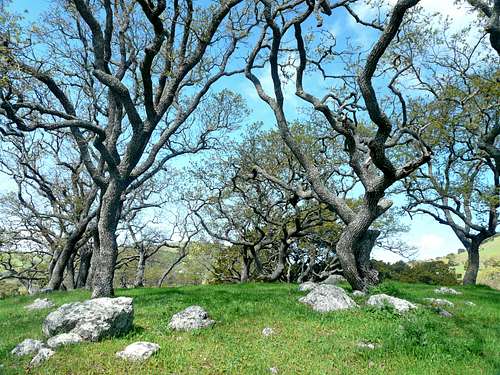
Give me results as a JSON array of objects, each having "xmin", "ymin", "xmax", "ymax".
[{"xmin": 4, "ymin": 0, "xmax": 480, "ymax": 261}]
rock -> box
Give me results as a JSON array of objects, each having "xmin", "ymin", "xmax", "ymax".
[
  {"xmin": 298, "ymin": 281, "xmax": 317, "ymax": 292},
  {"xmin": 25, "ymin": 298, "xmax": 55, "ymax": 311},
  {"xmin": 11, "ymin": 339, "xmax": 45, "ymax": 356},
  {"xmin": 262, "ymin": 327, "xmax": 274, "ymax": 337},
  {"xmin": 434, "ymin": 287, "xmax": 462, "ymax": 295},
  {"xmin": 438, "ymin": 309, "xmax": 453, "ymax": 318},
  {"xmin": 367, "ymin": 294, "xmax": 417, "ymax": 313},
  {"xmin": 464, "ymin": 301, "xmax": 476, "ymax": 306},
  {"xmin": 168, "ymin": 305, "xmax": 215, "ymax": 331},
  {"xmin": 47, "ymin": 333, "xmax": 83, "ymax": 348},
  {"xmin": 116, "ymin": 342, "xmax": 160, "ymax": 361},
  {"xmin": 352, "ymin": 291, "xmax": 366, "ymax": 297},
  {"xmin": 29, "ymin": 348, "xmax": 55, "ymax": 367},
  {"xmin": 269, "ymin": 367, "xmax": 279, "ymax": 374},
  {"xmin": 321, "ymin": 275, "xmax": 346, "ymax": 285},
  {"xmin": 299, "ymin": 285, "xmax": 357, "ymax": 313},
  {"xmin": 42, "ymin": 297, "xmax": 134, "ymax": 342},
  {"xmin": 357, "ymin": 341, "xmax": 378, "ymax": 350},
  {"xmin": 423, "ymin": 298, "xmax": 454, "ymax": 308}
]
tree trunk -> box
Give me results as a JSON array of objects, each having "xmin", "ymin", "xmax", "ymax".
[
  {"xmin": 76, "ymin": 245, "xmax": 92, "ymax": 288},
  {"xmin": 298, "ymin": 248, "xmax": 316, "ymax": 283},
  {"xmin": 134, "ymin": 248, "xmax": 146, "ymax": 288},
  {"xmin": 463, "ymin": 243, "xmax": 480, "ymax": 285},
  {"xmin": 355, "ymin": 230, "xmax": 380, "ymax": 285},
  {"xmin": 91, "ymin": 181, "xmax": 123, "ymax": 298},
  {"xmin": 63, "ymin": 253, "xmax": 76, "ymax": 290},
  {"xmin": 240, "ymin": 255, "xmax": 252, "ymax": 283},
  {"xmin": 85, "ymin": 230, "xmax": 100, "ymax": 290},
  {"xmin": 46, "ymin": 233, "xmax": 80, "ymax": 290}
]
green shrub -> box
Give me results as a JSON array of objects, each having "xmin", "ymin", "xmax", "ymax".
[{"xmin": 373, "ymin": 260, "xmax": 459, "ymax": 285}]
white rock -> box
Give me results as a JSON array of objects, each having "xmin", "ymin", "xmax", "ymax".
[
  {"xmin": 299, "ymin": 285, "xmax": 357, "ymax": 313},
  {"xmin": 434, "ymin": 287, "xmax": 462, "ymax": 295},
  {"xmin": 367, "ymin": 294, "xmax": 417, "ymax": 313},
  {"xmin": 464, "ymin": 301, "xmax": 476, "ymax": 306},
  {"xmin": 168, "ymin": 305, "xmax": 215, "ymax": 331},
  {"xmin": 321, "ymin": 275, "xmax": 346, "ymax": 285},
  {"xmin": 116, "ymin": 342, "xmax": 160, "ymax": 361},
  {"xmin": 25, "ymin": 298, "xmax": 55, "ymax": 311},
  {"xmin": 30, "ymin": 348, "xmax": 55, "ymax": 367},
  {"xmin": 262, "ymin": 327, "xmax": 274, "ymax": 337},
  {"xmin": 357, "ymin": 341, "xmax": 378, "ymax": 350},
  {"xmin": 269, "ymin": 367, "xmax": 279, "ymax": 374},
  {"xmin": 423, "ymin": 298, "xmax": 454, "ymax": 307},
  {"xmin": 42, "ymin": 297, "xmax": 134, "ymax": 341},
  {"xmin": 352, "ymin": 291, "xmax": 366, "ymax": 297},
  {"xmin": 47, "ymin": 332, "xmax": 83, "ymax": 348},
  {"xmin": 298, "ymin": 282, "xmax": 317, "ymax": 292},
  {"xmin": 11, "ymin": 339, "xmax": 45, "ymax": 356},
  {"xmin": 438, "ymin": 309, "xmax": 453, "ymax": 318}
]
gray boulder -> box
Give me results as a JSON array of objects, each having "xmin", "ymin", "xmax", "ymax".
[
  {"xmin": 168, "ymin": 305, "xmax": 215, "ymax": 331},
  {"xmin": 30, "ymin": 348, "xmax": 55, "ymax": 367},
  {"xmin": 321, "ymin": 275, "xmax": 346, "ymax": 285},
  {"xmin": 25, "ymin": 298, "xmax": 55, "ymax": 311},
  {"xmin": 352, "ymin": 290, "xmax": 366, "ymax": 297},
  {"xmin": 298, "ymin": 282, "xmax": 317, "ymax": 292},
  {"xmin": 116, "ymin": 342, "xmax": 160, "ymax": 361},
  {"xmin": 367, "ymin": 294, "xmax": 417, "ymax": 313},
  {"xmin": 434, "ymin": 287, "xmax": 462, "ymax": 295},
  {"xmin": 423, "ymin": 298, "xmax": 454, "ymax": 308},
  {"xmin": 11, "ymin": 339, "xmax": 45, "ymax": 356},
  {"xmin": 42, "ymin": 297, "xmax": 134, "ymax": 341},
  {"xmin": 47, "ymin": 333, "xmax": 83, "ymax": 348},
  {"xmin": 438, "ymin": 308, "xmax": 453, "ymax": 318},
  {"xmin": 299, "ymin": 285, "xmax": 357, "ymax": 313}
]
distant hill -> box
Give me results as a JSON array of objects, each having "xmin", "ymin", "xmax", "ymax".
[{"xmin": 435, "ymin": 235, "xmax": 500, "ymax": 289}]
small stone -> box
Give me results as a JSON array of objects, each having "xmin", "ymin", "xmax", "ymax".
[
  {"xmin": 434, "ymin": 287, "xmax": 462, "ymax": 295},
  {"xmin": 269, "ymin": 367, "xmax": 279, "ymax": 374},
  {"xmin": 47, "ymin": 333, "xmax": 83, "ymax": 348},
  {"xmin": 30, "ymin": 348, "xmax": 55, "ymax": 367},
  {"xmin": 168, "ymin": 305, "xmax": 215, "ymax": 331},
  {"xmin": 262, "ymin": 327, "xmax": 274, "ymax": 337},
  {"xmin": 299, "ymin": 285, "xmax": 357, "ymax": 313},
  {"xmin": 321, "ymin": 275, "xmax": 346, "ymax": 285},
  {"xmin": 438, "ymin": 309, "xmax": 453, "ymax": 318},
  {"xmin": 25, "ymin": 298, "xmax": 55, "ymax": 311},
  {"xmin": 464, "ymin": 301, "xmax": 476, "ymax": 306},
  {"xmin": 357, "ymin": 341, "xmax": 377, "ymax": 350},
  {"xmin": 11, "ymin": 339, "xmax": 45, "ymax": 356},
  {"xmin": 367, "ymin": 294, "xmax": 417, "ymax": 313},
  {"xmin": 116, "ymin": 342, "xmax": 160, "ymax": 361},
  {"xmin": 423, "ymin": 298, "xmax": 454, "ymax": 307},
  {"xmin": 368, "ymin": 361, "xmax": 375, "ymax": 368},
  {"xmin": 298, "ymin": 282, "xmax": 317, "ymax": 292}
]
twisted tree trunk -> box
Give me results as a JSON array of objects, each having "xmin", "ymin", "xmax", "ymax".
[{"xmin": 463, "ymin": 242, "xmax": 480, "ymax": 285}]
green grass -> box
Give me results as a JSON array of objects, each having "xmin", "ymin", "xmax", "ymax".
[{"xmin": 0, "ymin": 282, "xmax": 499, "ymax": 374}]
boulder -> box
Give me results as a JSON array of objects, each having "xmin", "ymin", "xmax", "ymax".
[
  {"xmin": 298, "ymin": 282, "xmax": 317, "ymax": 292},
  {"xmin": 438, "ymin": 308, "xmax": 453, "ymax": 318},
  {"xmin": 30, "ymin": 348, "xmax": 54, "ymax": 367},
  {"xmin": 42, "ymin": 297, "xmax": 133, "ymax": 342},
  {"xmin": 116, "ymin": 342, "xmax": 160, "ymax": 361},
  {"xmin": 262, "ymin": 327, "xmax": 274, "ymax": 337},
  {"xmin": 352, "ymin": 291, "xmax": 366, "ymax": 297},
  {"xmin": 299, "ymin": 285, "xmax": 357, "ymax": 313},
  {"xmin": 434, "ymin": 287, "xmax": 462, "ymax": 295},
  {"xmin": 423, "ymin": 298, "xmax": 454, "ymax": 308},
  {"xmin": 47, "ymin": 333, "xmax": 83, "ymax": 348},
  {"xmin": 168, "ymin": 305, "xmax": 215, "ymax": 331},
  {"xmin": 321, "ymin": 275, "xmax": 346, "ymax": 285},
  {"xmin": 25, "ymin": 298, "xmax": 55, "ymax": 311},
  {"xmin": 11, "ymin": 339, "xmax": 45, "ymax": 356},
  {"xmin": 367, "ymin": 294, "xmax": 417, "ymax": 313}
]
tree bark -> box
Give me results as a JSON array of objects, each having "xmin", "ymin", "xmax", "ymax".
[
  {"xmin": 76, "ymin": 245, "xmax": 92, "ymax": 288},
  {"xmin": 463, "ymin": 242, "xmax": 480, "ymax": 285},
  {"xmin": 46, "ymin": 233, "xmax": 80, "ymax": 290},
  {"xmin": 134, "ymin": 248, "xmax": 146, "ymax": 288},
  {"xmin": 240, "ymin": 255, "xmax": 252, "ymax": 282},
  {"xmin": 91, "ymin": 180, "xmax": 123, "ymax": 298},
  {"xmin": 63, "ymin": 253, "xmax": 76, "ymax": 290}
]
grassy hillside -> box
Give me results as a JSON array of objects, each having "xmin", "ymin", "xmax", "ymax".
[
  {"xmin": 0, "ymin": 282, "xmax": 499, "ymax": 374},
  {"xmin": 437, "ymin": 236, "xmax": 500, "ymax": 289}
]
